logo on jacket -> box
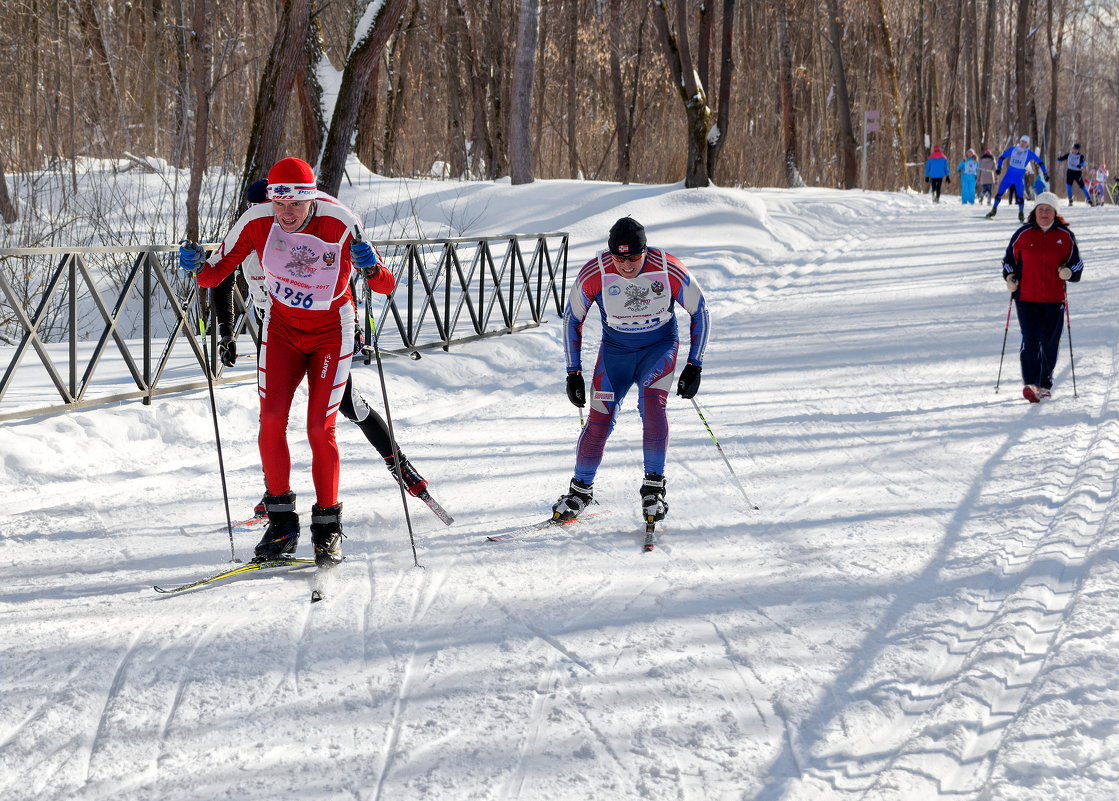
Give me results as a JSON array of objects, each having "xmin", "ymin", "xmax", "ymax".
[
  {"xmin": 284, "ymin": 244, "xmax": 319, "ymax": 278},
  {"xmin": 323, "ymin": 251, "xmax": 336, "ymax": 266},
  {"xmin": 624, "ymin": 284, "xmax": 651, "ymax": 311},
  {"xmin": 650, "ymin": 280, "xmax": 665, "ymax": 295}
]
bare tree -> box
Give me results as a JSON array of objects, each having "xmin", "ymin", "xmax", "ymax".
[
  {"xmin": 652, "ymin": 0, "xmax": 711, "ymax": 188},
  {"xmin": 706, "ymin": 0, "xmax": 737, "ymax": 184},
  {"xmin": 0, "ymin": 152, "xmax": 16, "ymax": 224},
  {"xmin": 509, "ymin": 0, "xmax": 539, "ymax": 185},
  {"xmin": 825, "ymin": 0, "xmax": 857, "ymax": 188},
  {"xmin": 239, "ymin": 0, "xmax": 314, "ymax": 210},
  {"xmin": 185, "ymin": 0, "xmax": 213, "ymax": 242},
  {"xmin": 318, "ymin": 0, "xmax": 410, "ymax": 195}
]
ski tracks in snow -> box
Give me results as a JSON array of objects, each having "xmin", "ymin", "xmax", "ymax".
[{"xmin": 777, "ymin": 341, "xmax": 1119, "ymax": 799}]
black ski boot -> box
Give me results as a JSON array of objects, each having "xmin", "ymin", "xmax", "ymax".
[
  {"xmin": 985, "ymin": 207, "xmax": 997, "ymax": 218},
  {"xmin": 254, "ymin": 491, "xmax": 299, "ymax": 561},
  {"xmin": 385, "ymin": 452, "xmax": 428, "ymax": 497},
  {"xmin": 552, "ymin": 479, "xmax": 593, "ymax": 521},
  {"xmin": 310, "ymin": 502, "xmax": 345, "ymax": 568},
  {"xmin": 639, "ymin": 473, "xmax": 669, "ymax": 522}
]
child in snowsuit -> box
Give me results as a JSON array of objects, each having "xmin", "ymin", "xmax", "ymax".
[
  {"xmin": 957, "ymin": 149, "xmax": 978, "ymax": 204},
  {"xmin": 977, "ymin": 150, "xmax": 997, "ymax": 204},
  {"xmin": 924, "ymin": 145, "xmax": 951, "ymax": 203}
]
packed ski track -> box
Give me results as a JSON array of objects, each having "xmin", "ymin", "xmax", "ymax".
[{"xmin": 3, "ymin": 176, "xmax": 1119, "ymax": 801}]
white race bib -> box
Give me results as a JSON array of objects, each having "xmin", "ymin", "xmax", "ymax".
[
  {"xmin": 600, "ymin": 254, "xmax": 673, "ymax": 333},
  {"xmin": 261, "ymin": 224, "xmax": 343, "ymax": 311}
]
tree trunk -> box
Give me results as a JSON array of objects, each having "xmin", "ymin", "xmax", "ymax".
[
  {"xmin": 0, "ymin": 152, "xmax": 17, "ymax": 224},
  {"xmin": 979, "ymin": 0, "xmax": 997, "ymax": 146},
  {"xmin": 298, "ymin": 17, "xmax": 327, "ymax": 166},
  {"xmin": 318, "ymin": 0, "xmax": 410, "ymax": 196},
  {"xmin": 185, "ymin": 0, "xmax": 211, "ymax": 242},
  {"xmin": 239, "ymin": 0, "xmax": 313, "ymax": 211},
  {"xmin": 444, "ymin": 0, "xmax": 468, "ymax": 178},
  {"xmin": 564, "ymin": 0, "xmax": 579, "ymax": 179},
  {"xmin": 509, "ymin": 0, "xmax": 539, "ymax": 185},
  {"xmin": 651, "ymin": 0, "xmax": 710, "ymax": 188},
  {"xmin": 607, "ymin": 2, "xmax": 630, "ymax": 182},
  {"xmin": 775, "ymin": 0, "xmax": 802, "ymax": 187},
  {"xmin": 870, "ymin": 0, "xmax": 909, "ymax": 189},
  {"xmin": 1014, "ymin": 0, "xmax": 1031, "ymax": 133},
  {"xmin": 707, "ymin": 0, "xmax": 736, "ymax": 184},
  {"xmin": 824, "ymin": 0, "xmax": 857, "ymax": 189}
]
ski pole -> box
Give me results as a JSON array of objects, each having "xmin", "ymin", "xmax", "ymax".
[
  {"xmin": 189, "ymin": 281, "xmax": 238, "ymax": 562},
  {"xmin": 689, "ymin": 398, "xmax": 760, "ymax": 511},
  {"xmin": 995, "ymin": 294, "xmax": 1013, "ymax": 393},
  {"xmin": 1065, "ymin": 286, "xmax": 1077, "ymax": 398},
  {"xmin": 356, "ymin": 227, "xmax": 422, "ymax": 568}
]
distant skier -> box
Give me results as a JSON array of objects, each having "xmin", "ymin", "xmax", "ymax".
[
  {"xmin": 1056, "ymin": 143, "xmax": 1092, "ymax": 206},
  {"xmin": 1000, "ymin": 192, "xmax": 1083, "ymax": 403},
  {"xmin": 986, "ymin": 135, "xmax": 1049, "ymax": 222},
  {"xmin": 552, "ymin": 217, "xmax": 710, "ymax": 525},
  {"xmin": 211, "ymin": 179, "xmax": 431, "ymax": 520},
  {"xmin": 924, "ymin": 145, "xmax": 950, "ymax": 203},
  {"xmin": 1090, "ymin": 163, "xmax": 1109, "ymax": 206},
  {"xmin": 956, "ymin": 149, "xmax": 978, "ymax": 204},
  {"xmin": 977, "ymin": 149, "xmax": 997, "ymax": 204},
  {"xmin": 180, "ymin": 157, "xmax": 396, "ymax": 567}
]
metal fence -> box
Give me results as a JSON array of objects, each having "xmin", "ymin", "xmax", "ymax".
[{"xmin": 0, "ymin": 233, "xmax": 569, "ymax": 422}]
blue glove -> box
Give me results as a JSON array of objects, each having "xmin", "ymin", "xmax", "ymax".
[
  {"xmin": 179, "ymin": 240, "xmax": 205, "ymax": 274},
  {"xmin": 351, "ymin": 240, "xmax": 381, "ymax": 279}
]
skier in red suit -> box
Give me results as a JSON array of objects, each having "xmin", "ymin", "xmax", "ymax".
[{"xmin": 180, "ymin": 157, "xmax": 394, "ymax": 566}]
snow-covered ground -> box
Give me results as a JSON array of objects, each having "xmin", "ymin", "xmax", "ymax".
[{"xmin": 3, "ymin": 173, "xmax": 1119, "ymax": 801}]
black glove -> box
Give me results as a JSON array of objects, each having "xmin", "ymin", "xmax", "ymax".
[
  {"xmin": 945, "ymin": 176, "xmax": 950, "ymax": 184},
  {"xmin": 996, "ymin": 167, "xmax": 1002, "ymax": 175},
  {"xmin": 218, "ymin": 335, "xmax": 237, "ymax": 367},
  {"xmin": 924, "ymin": 177, "xmax": 929, "ymax": 184},
  {"xmin": 677, "ymin": 363, "xmax": 702, "ymax": 399},
  {"xmin": 566, "ymin": 371, "xmax": 586, "ymax": 407}
]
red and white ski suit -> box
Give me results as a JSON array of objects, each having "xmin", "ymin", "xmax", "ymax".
[{"xmin": 196, "ymin": 199, "xmax": 394, "ymax": 507}]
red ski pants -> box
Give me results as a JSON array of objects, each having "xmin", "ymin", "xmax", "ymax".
[{"xmin": 257, "ymin": 304, "xmax": 353, "ymax": 508}]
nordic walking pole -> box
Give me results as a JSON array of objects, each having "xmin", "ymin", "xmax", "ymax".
[
  {"xmin": 190, "ymin": 279, "xmax": 238, "ymax": 563},
  {"xmin": 995, "ymin": 293, "xmax": 1014, "ymax": 393},
  {"xmin": 1065, "ymin": 286, "xmax": 1078, "ymax": 398},
  {"xmin": 355, "ymin": 227, "xmax": 422, "ymax": 568},
  {"xmin": 690, "ymin": 398, "xmax": 760, "ymax": 511}
]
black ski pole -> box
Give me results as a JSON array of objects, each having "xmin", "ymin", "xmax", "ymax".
[
  {"xmin": 995, "ymin": 294, "xmax": 1013, "ymax": 393},
  {"xmin": 1065, "ymin": 286, "xmax": 1077, "ymax": 398},
  {"xmin": 355, "ymin": 227, "xmax": 422, "ymax": 568},
  {"xmin": 189, "ymin": 276, "xmax": 238, "ymax": 563},
  {"xmin": 690, "ymin": 398, "xmax": 759, "ymax": 511}
]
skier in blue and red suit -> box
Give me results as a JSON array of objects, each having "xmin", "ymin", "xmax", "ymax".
[
  {"xmin": 551, "ymin": 217, "xmax": 710, "ymax": 524},
  {"xmin": 986, "ymin": 134, "xmax": 1049, "ymax": 222}
]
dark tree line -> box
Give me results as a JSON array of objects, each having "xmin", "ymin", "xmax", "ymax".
[{"xmin": 2, "ymin": 0, "xmax": 1119, "ymax": 229}]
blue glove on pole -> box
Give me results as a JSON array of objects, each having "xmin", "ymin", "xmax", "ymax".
[
  {"xmin": 179, "ymin": 240, "xmax": 206, "ymax": 274},
  {"xmin": 350, "ymin": 238, "xmax": 382, "ymax": 280}
]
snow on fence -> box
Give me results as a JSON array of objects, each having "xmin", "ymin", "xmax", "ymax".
[{"xmin": 0, "ymin": 233, "xmax": 569, "ymax": 422}]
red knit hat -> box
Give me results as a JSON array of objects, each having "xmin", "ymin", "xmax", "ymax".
[{"xmin": 267, "ymin": 157, "xmax": 318, "ymax": 200}]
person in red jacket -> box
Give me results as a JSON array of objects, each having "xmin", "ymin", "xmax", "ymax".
[
  {"xmin": 179, "ymin": 157, "xmax": 395, "ymax": 566},
  {"xmin": 1001, "ymin": 191, "xmax": 1084, "ymax": 403}
]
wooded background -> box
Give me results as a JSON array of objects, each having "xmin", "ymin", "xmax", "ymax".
[{"xmin": 2, "ymin": 0, "xmax": 1118, "ymax": 229}]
